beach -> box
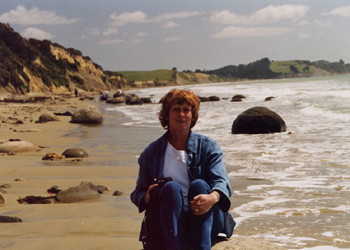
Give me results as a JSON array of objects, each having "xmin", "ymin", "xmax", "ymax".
[
  {"xmin": 2, "ymin": 75, "xmax": 349, "ymax": 250},
  {"xmin": 0, "ymin": 97, "xmax": 144, "ymax": 250},
  {"xmin": 0, "ymin": 95, "xmax": 288, "ymax": 250}
]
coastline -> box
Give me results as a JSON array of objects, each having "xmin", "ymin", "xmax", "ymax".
[{"xmin": 0, "ymin": 96, "xmax": 286, "ymax": 250}]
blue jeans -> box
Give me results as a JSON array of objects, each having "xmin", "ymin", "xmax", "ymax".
[{"xmin": 159, "ymin": 179, "xmax": 225, "ymax": 250}]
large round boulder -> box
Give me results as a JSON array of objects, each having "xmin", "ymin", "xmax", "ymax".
[
  {"xmin": 0, "ymin": 140, "xmax": 40, "ymax": 153},
  {"xmin": 70, "ymin": 105, "xmax": 103, "ymax": 124},
  {"xmin": 232, "ymin": 106, "xmax": 286, "ymax": 134},
  {"xmin": 62, "ymin": 148, "xmax": 88, "ymax": 158}
]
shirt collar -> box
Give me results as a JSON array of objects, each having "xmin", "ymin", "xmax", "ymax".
[{"xmin": 160, "ymin": 130, "xmax": 197, "ymax": 154}]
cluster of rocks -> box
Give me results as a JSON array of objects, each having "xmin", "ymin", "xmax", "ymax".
[
  {"xmin": 42, "ymin": 148, "xmax": 88, "ymax": 161},
  {"xmin": 199, "ymin": 94, "xmax": 275, "ymax": 103},
  {"xmin": 1, "ymin": 181, "xmax": 124, "ymax": 223},
  {"xmin": 104, "ymin": 91, "xmax": 153, "ymax": 105},
  {"xmin": 0, "ymin": 184, "xmax": 23, "ymax": 223}
]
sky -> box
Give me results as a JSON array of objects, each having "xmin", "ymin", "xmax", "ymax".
[{"xmin": 1, "ymin": 0, "xmax": 350, "ymax": 71}]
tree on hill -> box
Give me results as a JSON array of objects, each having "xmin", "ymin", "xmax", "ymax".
[
  {"xmin": 205, "ymin": 57, "xmax": 279, "ymax": 80},
  {"xmin": 289, "ymin": 65, "xmax": 299, "ymax": 74}
]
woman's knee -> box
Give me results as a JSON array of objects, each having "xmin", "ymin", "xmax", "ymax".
[
  {"xmin": 188, "ymin": 179, "xmax": 210, "ymax": 198},
  {"xmin": 160, "ymin": 181, "xmax": 182, "ymax": 198}
]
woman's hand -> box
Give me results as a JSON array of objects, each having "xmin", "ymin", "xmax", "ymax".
[
  {"xmin": 143, "ymin": 183, "xmax": 158, "ymax": 205},
  {"xmin": 190, "ymin": 191, "xmax": 220, "ymax": 216}
]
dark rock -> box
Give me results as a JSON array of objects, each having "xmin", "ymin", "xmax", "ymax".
[
  {"xmin": 140, "ymin": 97, "xmax": 152, "ymax": 104},
  {"xmin": 54, "ymin": 111, "xmax": 73, "ymax": 116},
  {"xmin": 209, "ymin": 96, "xmax": 220, "ymax": 102},
  {"xmin": 233, "ymin": 94, "xmax": 246, "ymax": 99},
  {"xmin": 0, "ymin": 215, "xmax": 22, "ymax": 223},
  {"xmin": 232, "ymin": 106, "xmax": 286, "ymax": 134},
  {"xmin": 70, "ymin": 105, "xmax": 103, "ymax": 124},
  {"xmin": 56, "ymin": 181, "xmax": 100, "ymax": 203},
  {"xmin": 17, "ymin": 195, "xmax": 56, "ymax": 204},
  {"xmin": 231, "ymin": 95, "xmax": 246, "ymax": 102},
  {"xmin": 47, "ymin": 185, "xmax": 63, "ymax": 194},
  {"xmin": 0, "ymin": 184, "xmax": 11, "ymax": 188},
  {"xmin": 126, "ymin": 94, "xmax": 143, "ymax": 105},
  {"xmin": 62, "ymin": 148, "xmax": 88, "ymax": 158},
  {"xmin": 231, "ymin": 97, "xmax": 243, "ymax": 102},
  {"xmin": 199, "ymin": 96, "xmax": 210, "ymax": 102},
  {"xmin": 265, "ymin": 96, "xmax": 275, "ymax": 101},
  {"xmin": 113, "ymin": 190, "xmax": 124, "ymax": 196}
]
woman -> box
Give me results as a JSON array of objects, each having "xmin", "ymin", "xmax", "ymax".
[{"xmin": 131, "ymin": 89, "xmax": 235, "ymax": 250}]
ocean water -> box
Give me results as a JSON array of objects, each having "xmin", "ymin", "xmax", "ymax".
[{"xmin": 96, "ymin": 75, "xmax": 350, "ymax": 249}]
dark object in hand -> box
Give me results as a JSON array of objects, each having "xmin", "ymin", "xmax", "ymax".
[{"xmin": 153, "ymin": 177, "xmax": 172, "ymax": 189}]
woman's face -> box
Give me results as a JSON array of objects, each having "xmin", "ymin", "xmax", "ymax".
[{"xmin": 168, "ymin": 102, "xmax": 192, "ymax": 134}]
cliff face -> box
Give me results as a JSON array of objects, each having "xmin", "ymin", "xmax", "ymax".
[
  {"xmin": 0, "ymin": 23, "xmax": 127, "ymax": 96},
  {"xmin": 124, "ymin": 72, "xmax": 224, "ymax": 89},
  {"xmin": 176, "ymin": 72, "xmax": 224, "ymax": 85}
]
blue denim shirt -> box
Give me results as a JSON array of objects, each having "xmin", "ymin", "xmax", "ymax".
[{"xmin": 130, "ymin": 130, "xmax": 232, "ymax": 213}]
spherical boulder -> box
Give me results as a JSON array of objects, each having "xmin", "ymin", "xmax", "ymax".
[
  {"xmin": 70, "ymin": 105, "xmax": 103, "ymax": 124},
  {"xmin": 232, "ymin": 106, "xmax": 286, "ymax": 134},
  {"xmin": 62, "ymin": 148, "xmax": 88, "ymax": 158},
  {"xmin": 0, "ymin": 140, "xmax": 39, "ymax": 153}
]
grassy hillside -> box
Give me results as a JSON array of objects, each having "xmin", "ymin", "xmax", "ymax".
[
  {"xmin": 270, "ymin": 60, "xmax": 315, "ymax": 74},
  {"xmin": 119, "ymin": 69, "xmax": 176, "ymax": 81}
]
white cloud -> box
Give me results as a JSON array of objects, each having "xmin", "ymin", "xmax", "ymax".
[
  {"xmin": 110, "ymin": 11, "xmax": 148, "ymax": 26},
  {"xmin": 0, "ymin": 5, "xmax": 78, "ymax": 25},
  {"xmin": 163, "ymin": 21, "xmax": 180, "ymax": 28},
  {"xmin": 213, "ymin": 26, "xmax": 289, "ymax": 38},
  {"xmin": 155, "ymin": 11, "xmax": 204, "ymax": 21},
  {"xmin": 99, "ymin": 39, "xmax": 123, "ymax": 45},
  {"xmin": 108, "ymin": 11, "xmax": 204, "ymax": 27},
  {"xmin": 210, "ymin": 5, "xmax": 309, "ymax": 26},
  {"xmin": 164, "ymin": 36, "xmax": 184, "ymax": 42},
  {"xmin": 21, "ymin": 27, "xmax": 54, "ymax": 40},
  {"xmin": 323, "ymin": 6, "xmax": 350, "ymax": 17},
  {"xmin": 103, "ymin": 27, "xmax": 118, "ymax": 36}
]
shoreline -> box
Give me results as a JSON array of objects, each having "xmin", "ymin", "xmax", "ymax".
[{"xmin": 0, "ymin": 96, "xmax": 286, "ymax": 250}]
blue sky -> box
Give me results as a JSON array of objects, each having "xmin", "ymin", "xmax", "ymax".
[{"xmin": 1, "ymin": 0, "xmax": 350, "ymax": 71}]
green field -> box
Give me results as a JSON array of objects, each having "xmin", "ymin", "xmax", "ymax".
[
  {"xmin": 270, "ymin": 60, "xmax": 315, "ymax": 74},
  {"xmin": 119, "ymin": 69, "xmax": 176, "ymax": 81}
]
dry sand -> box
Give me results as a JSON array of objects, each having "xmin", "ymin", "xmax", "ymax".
[{"xmin": 0, "ymin": 96, "xmax": 286, "ymax": 250}]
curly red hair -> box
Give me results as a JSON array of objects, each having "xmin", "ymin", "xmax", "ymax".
[{"xmin": 158, "ymin": 89, "xmax": 200, "ymax": 130}]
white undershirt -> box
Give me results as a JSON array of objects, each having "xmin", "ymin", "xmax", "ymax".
[{"xmin": 163, "ymin": 142, "xmax": 190, "ymax": 208}]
